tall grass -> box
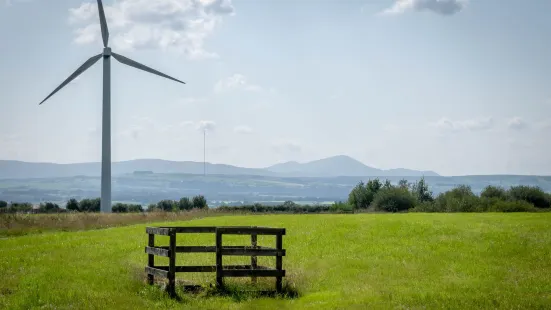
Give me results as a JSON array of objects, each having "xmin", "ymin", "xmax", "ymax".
[{"xmin": 0, "ymin": 209, "xmax": 230, "ymax": 237}]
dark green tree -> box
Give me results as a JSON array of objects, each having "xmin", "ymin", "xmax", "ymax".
[
  {"xmin": 508, "ymin": 185, "xmax": 550, "ymax": 208},
  {"xmin": 192, "ymin": 195, "xmax": 208, "ymax": 209},
  {"xmin": 66, "ymin": 198, "xmax": 80, "ymax": 212},
  {"xmin": 128, "ymin": 204, "xmax": 144, "ymax": 213},
  {"xmin": 372, "ymin": 187, "xmax": 417, "ymax": 212},
  {"xmin": 178, "ymin": 197, "xmax": 193, "ymax": 211},
  {"xmin": 157, "ymin": 200, "xmax": 177, "ymax": 212},
  {"xmin": 147, "ymin": 203, "xmax": 158, "ymax": 212},
  {"xmin": 112, "ymin": 203, "xmax": 129, "ymax": 213},
  {"xmin": 39, "ymin": 202, "xmax": 60, "ymax": 213},
  {"xmin": 411, "ymin": 177, "xmax": 433, "ymax": 202}
]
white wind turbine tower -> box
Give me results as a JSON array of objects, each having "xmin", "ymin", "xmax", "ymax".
[{"xmin": 39, "ymin": 0, "xmax": 186, "ymax": 213}]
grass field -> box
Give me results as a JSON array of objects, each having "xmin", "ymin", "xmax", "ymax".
[{"xmin": 1, "ymin": 213, "xmax": 550, "ymax": 309}]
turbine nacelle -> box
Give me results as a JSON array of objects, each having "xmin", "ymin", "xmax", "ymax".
[{"xmin": 103, "ymin": 47, "xmax": 112, "ymax": 57}]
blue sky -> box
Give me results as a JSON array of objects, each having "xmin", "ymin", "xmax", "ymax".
[{"xmin": 1, "ymin": 0, "xmax": 550, "ymax": 176}]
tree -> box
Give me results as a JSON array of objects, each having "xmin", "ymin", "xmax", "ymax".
[
  {"xmin": 178, "ymin": 197, "xmax": 193, "ymax": 211},
  {"xmin": 39, "ymin": 202, "xmax": 60, "ymax": 213},
  {"xmin": 411, "ymin": 177, "xmax": 433, "ymax": 203},
  {"xmin": 79, "ymin": 198, "xmax": 100, "ymax": 212},
  {"xmin": 366, "ymin": 178, "xmax": 382, "ymax": 194},
  {"xmin": 383, "ymin": 179, "xmax": 393, "ymax": 189},
  {"xmin": 147, "ymin": 203, "xmax": 158, "ymax": 212},
  {"xmin": 508, "ymin": 185, "xmax": 550, "ymax": 209},
  {"xmin": 157, "ymin": 200, "xmax": 177, "ymax": 212},
  {"xmin": 192, "ymin": 195, "xmax": 208, "ymax": 209},
  {"xmin": 128, "ymin": 204, "xmax": 144, "ymax": 213},
  {"xmin": 348, "ymin": 179, "xmax": 383, "ymax": 209},
  {"xmin": 9, "ymin": 202, "xmax": 33, "ymax": 213},
  {"xmin": 0, "ymin": 200, "xmax": 7, "ymax": 210},
  {"xmin": 398, "ymin": 179, "xmax": 409, "ymax": 190},
  {"xmin": 480, "ymin": 185, "xmax": 508, "ymax": 200},
  {"xmin": 372, "ymin": 187, "xmax": 417, "ymax": 213},
  {"xmin": 112, "ymin": 203, "xmax": 128, "ymax": 213},
  {"xmin": 66, "ymin": 198, "xmax": 79, "ymax": 212}
]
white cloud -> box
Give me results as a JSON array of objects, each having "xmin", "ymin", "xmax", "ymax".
[
  {"xmin": 68, "ymin": 0, "xmax": 235, "ymax": 60},
  {"xmin": 214, "ymin": 74, "xmax": 262, "ymax": 93},
  {"xmin": 196, "ymin": 120, "xmax": 216, "ymax": 132},
  {"xmin": 381, "ymin": 0, "xmax": 466, "ymax": 15},
  {"xmin": 233, "ymin": 125, "xmax": 253, "ymax": 134},
  {"xmin": 507, "ymin": 117, "xmax": 528, "ymax": 131},
  {"xmin": 272, "ymin": 140, "xmax": 302, "ymax": 153},
  {"xmin": 431, "ymin": 117, "xmax": 494, "ymax": 132}
]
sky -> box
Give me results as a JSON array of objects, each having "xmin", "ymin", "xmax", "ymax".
[{"xmin": 1, "ymin": 0, "xmax": 550, "ymax": 176}]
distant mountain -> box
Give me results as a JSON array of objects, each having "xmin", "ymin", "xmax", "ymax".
[
  {"xmin": 266, "ymin": 155, "xmax": 439, "ymax": 177},
  {"xmin": 0, "ymin": 156, "xmax": 439, "ymax": 179},
  {"xmin": 0, "ymin": 159, "xmax": 274, "ymax": 179}
]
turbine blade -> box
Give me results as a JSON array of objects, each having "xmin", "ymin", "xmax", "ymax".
[
  {"xmin": 111, "ymin": 52, "xmax": 185, "ymax": 84},
  {"xmin": 97, "ymin": 0, "xmax": 109, "ymax": 47},
  {"xmin": 39, "ymin": 54, "xmax": 103, "ymax": 105}
]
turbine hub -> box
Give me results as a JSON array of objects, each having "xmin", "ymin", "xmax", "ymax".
[{"xmin": 103, "ymin": 47, "xmax": 112, "ymax": 57}]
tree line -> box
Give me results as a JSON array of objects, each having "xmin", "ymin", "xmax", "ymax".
[
  {"xmin": 0, "ymin": 195, "xmax": 208, "ymax": 214},
  {"xmin": 347, "ymin": 177, "xmax": 551, "ymax": 212},
  {"xmin": 1, "ymin": 179, "xmax": 550, "ymax": 214}
]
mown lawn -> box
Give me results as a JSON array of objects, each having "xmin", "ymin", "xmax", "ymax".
[{"xmin": 1, "ymin": 213, "xmax": 550, "ymax": 309}]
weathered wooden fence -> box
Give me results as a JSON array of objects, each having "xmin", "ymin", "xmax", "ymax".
[{"xmin": 145, "ymin": 226, "xmax": 286, "ymax": 296}]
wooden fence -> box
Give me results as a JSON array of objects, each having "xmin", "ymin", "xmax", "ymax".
[{"xmin": 145, "ymin": 226, "xmax": 286, "ymax": 296}]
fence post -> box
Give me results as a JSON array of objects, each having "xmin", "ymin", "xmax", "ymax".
[
  {"xmin": 276, "ymin": 234, "xmax": 283, "ymax": 292},
  {"xmin": 216, "ymin": 229, "xmax": 223, "ymax": 289},
  {"xmin": 147, "ymin": 233, "xmax": 155, "ymax": 285},
  {"xmin": 167, "ymin": 229, "xmax": 176, "ymax": 297},
  {"xmin": 251, "ymin": 232, "xmax": 257, "ymax": 284}
]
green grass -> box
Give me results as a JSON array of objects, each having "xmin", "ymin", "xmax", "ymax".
[{"xmin": 1, "ymin": 213, "xmax": 550, "ymax": 309}]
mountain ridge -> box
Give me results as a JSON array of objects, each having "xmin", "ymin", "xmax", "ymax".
[{"xmin": 0, "ymin": 155, "xmax": 440, "ymax": 179}]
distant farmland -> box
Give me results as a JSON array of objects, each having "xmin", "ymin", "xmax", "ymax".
[{"xmin": 1, "ymin": 173, "xmax": 550, "ymax": 206}]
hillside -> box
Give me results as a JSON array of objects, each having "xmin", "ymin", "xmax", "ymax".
[
  {"xmin": 266, "ymin": 155, "xmax": 439, "ymax": 177},
  {"xmin": 0, "ymin": 156, "xmax": 438, "ymax": 179}
]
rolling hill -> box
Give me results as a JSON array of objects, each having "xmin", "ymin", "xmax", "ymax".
[
  {"xmin": 266, "ymin": 155, "xmax": 439, "ymax": 177},
  {"xmin": 0, "ymin": 155, "xmax": 439, "ymax": 179}
]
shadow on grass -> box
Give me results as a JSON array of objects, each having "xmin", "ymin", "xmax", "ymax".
[
  {"xmin": 142, "ymin": 279, "xmax": 301, "ymax": 303},
  {"xmin": 201, "ymin": 282, "xmax": 301, "ymax": 301}
]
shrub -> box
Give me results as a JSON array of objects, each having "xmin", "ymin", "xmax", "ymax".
[
  {"xmin": 330, "ymin": 201, "xmax": 354, "ymax": 213},
  {"xmin": 410, "ymin": 201, "xmax": 439, "ymax": 212},
  {"xmin": 178, "ymin": 197, "xmax": 193, "ymax": 211},
  {"xmin": 157, "ymin": 200, "xmax": 178, "ymax": 212},
  {"xmin": 112, "ymin": 203, "xmax": 128, "ymax": 213},
  {"xmin": 38, "ymin": 202, "xmax": 61, "ymax": 213},
  {"xmin": 372, "ymin": 187, "xmax": 417, "ymax": 212},
  {"xmin": 146, "ymin": 203, "xmax": 159, "ymax": 212},
  {"xmin": 128, "ymin": 204, "xmax": 144, "ymax": 213},
  {"xmin": 508, "ymin": 186, "xmax": 550, "ymax": 209},
  {"xmin": 66, "ymin": 198, "xmax": 80, "ymax": 212},
  {"xmin": 411, "ymin": 177, "xmax": 434, "ymax": 202},
  {"xmin": 8, "ymin": 202, "xmax": 33, "ymax": 213},
  {"xmin": 348, "ymin": 179, "xmax": 383, "ymax": 209},
  {"xmin": 0, "ymin": 200, "xmax": 7, "ymax": 209},
  {"xmin": 487, "ymin": 200, "xmax": 538, "ymax": 212},
  {"xmin": 433, "ymin": 185, "xmax": 481, "ymax": 212},
  {"xmin": 79, "ymin": 198, "xmax": 100, "ymax": 212},
  {"xmin": 192, "ymin": 195, "xmax": 208, "ymax": 209},
  {"xmin": 480, "ymin": 185, "xmax": 508, "ymax": 200}
]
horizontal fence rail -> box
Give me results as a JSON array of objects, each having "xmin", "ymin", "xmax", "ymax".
[{"xmin": 145, "ymin": 226, "xmax": 286, "ymax": 296}]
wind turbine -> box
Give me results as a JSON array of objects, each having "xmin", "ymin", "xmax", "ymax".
[
  {"xmin": 39, "ymin": 0, "xmax": 185, "ymax": 213},
  {"xmin": 203, "ymin": 128, "xmax": 206, "ymax": 176}
]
